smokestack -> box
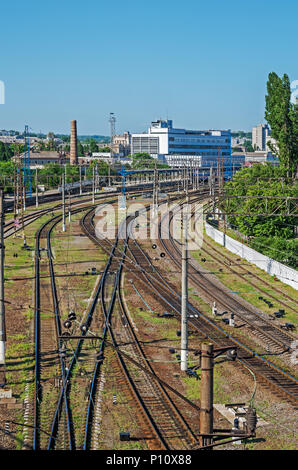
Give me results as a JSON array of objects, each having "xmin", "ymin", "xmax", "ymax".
[{"xmin": 70, "ymin": 120, "xmax": 78, "ymax": 165}]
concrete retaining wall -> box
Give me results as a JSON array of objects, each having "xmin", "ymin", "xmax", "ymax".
[{"xmin": 205, "ymin": 222, "xmax": 298, "ymax": 290}]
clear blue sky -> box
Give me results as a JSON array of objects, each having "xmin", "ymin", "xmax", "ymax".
[{"xmin": 0, "ymin": 0, "xmax": 297, "ymax": 135}]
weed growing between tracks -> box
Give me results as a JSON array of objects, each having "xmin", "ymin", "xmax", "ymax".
[
  {"xmin": 196, "ymin": 230, "xmax": 298, "ymax": 326},
  {"xmin": 93, "ymin": 348, "xmax": 149, "ymax": 450},
  {"xmin": 0, "ymin": 213, "xmax": 57, "ymax": 449},
  {"xmin": 129, "ymin": 232, "xmax": 298, "ymax": 450}
]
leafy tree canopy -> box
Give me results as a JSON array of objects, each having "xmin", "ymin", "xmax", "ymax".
[{"xmin": 265, "ymin": 72, "xmax": 298, "ymax": 176}]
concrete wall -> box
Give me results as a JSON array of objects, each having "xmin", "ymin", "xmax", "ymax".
[{"xmin": 205, "ymin": 222, "xmax": 298, "ymax": 290}]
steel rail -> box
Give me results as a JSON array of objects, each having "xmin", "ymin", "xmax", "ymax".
[
  {"xmin": 165, "ymin": 210, "xmax": 296, "ymax": 351},
  {"xmin": 82, "ymin": 199, "xmax": 201, "ymax": 450},
  {"xmin": 121, "ymin": 195, "xmax": 298, "ymax": 406}
]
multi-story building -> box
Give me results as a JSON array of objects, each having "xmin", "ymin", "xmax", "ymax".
[
  {"xmin": 131, "ymin": 120, "xmax": 231, "ymax": 167},
  {"xmin": 252, "ymin": 124, "xmax": 270, "ymax": 151},
  {"xmin": 111, "ymin": 131, "xmax": 131, "ymax": 156}
]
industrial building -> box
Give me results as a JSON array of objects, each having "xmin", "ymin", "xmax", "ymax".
[
  {"xmin": 14, "ymin": 150, "xmax": 69, "ymax": 169},
  {"xmin": 131, "ymin": 119, "xmax": 231, "ymax": 168}
]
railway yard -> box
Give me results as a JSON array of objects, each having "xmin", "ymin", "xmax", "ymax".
[{"xmin": 0, "ymin": 184, "xmax": 297, "ymax": 452}]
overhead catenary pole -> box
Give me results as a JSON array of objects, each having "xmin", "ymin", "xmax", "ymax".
[
  {"xmin": 95, "ymin": 163, "xmax": 99, "ymax": 194},
  {"xmin": 20, "ymin": 176, "xmax": 27, "ymax": 247},
  {"xmin": 22, "ymin": 175, "xmax": 26, "ymax": 212},
  {"xmin": 79, "ymin": 165, "xmax": 82, "ymax": 196},
  {"xmin": 13, "ymin": 157, "xmax": 17, "ymax": 223},
  {"xmin": 68, "ymin": 191, "xmax": 71, "ymax": 223},
  {"xmin": 0, "ymin": 189, "xmax": 6, "ymax": 368},
  {"xmin": 200, "ymin": 342, "xmax": 214, "ymax": 447},
  {"xmin": 35, "ymin": 168, "xmax": 39, "ymax": 208},
  {"xmin": 153, "ymin": 163, "xmax": 158, "ymax": 215},
  {"xmin": 62, "ymin": 173, "xmax": 66, "ymax": 232},
  {"xmin": 181, "ymin": 192, "xmax": 189, "ymax": 371},
  {"xmin": 92, "ymin": 166, "xmax": 95, "ymax": 204}
]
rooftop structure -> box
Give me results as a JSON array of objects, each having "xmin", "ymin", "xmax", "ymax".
[{"xmin": 15, "ymin": 151, "xmax": 69, "ymax": 169}]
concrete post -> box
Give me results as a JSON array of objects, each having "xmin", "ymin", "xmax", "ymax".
[
  {"xmin": 181, "ymin": 203, "xmax": 189, "ymax": 371},
  {"xmin": 23, "ymin": 176, "xmax": 26, "ymax": 212},
  {"xmin": 35, "ymin": 168, "xmax": 39, "ymax": 208},
  {"xmin": 62, "ymin": 173, "xmax": 66, "ymax": 232},
  {"xmin": 79, "ymin": 166, "xmax": 82, "ymax": 196},
  {"xmin": 92, "ymin": 166, "xmax": 95, "ymax": 204},
  {"xmin": 0, "ymin": 190, "xmax": 6, "ymax": 366},
  {"xmin": 68, "ymin": 192, "xmax": 71, "ymax": 223},
  {"xmin": 200, "ymin": 342, "xmax": 214, "ymax": 447}
]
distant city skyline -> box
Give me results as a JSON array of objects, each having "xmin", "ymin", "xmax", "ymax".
[{"xmin": 0, "ymin": 0, "xmax": 297, "ymax": 135}]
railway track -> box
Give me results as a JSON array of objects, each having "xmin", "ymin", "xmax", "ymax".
[
  {"xmin": 32, "ymin": 201, "xmax": 118, "ymax": 449},
  {"xmin": 29, "ymin": 189, "xmax": 182, "ymax": 450},
  {"xmin": 82, "ymin": 192, "xmax": 298, "ymax": 409},
  {"xmin": 33, "ymin": 207, "xmax": 94, "ymax": 449},
  {"xmin": 33, "ymin": 214, "xmax": 70, "ymax": 449},
  {"xmin": 122, "ymin": 196, "xmax": 298, "ymax": 408},
  {"xmin": 161, "ymin": 207, "xmax": 296, "ymax": 356},
  {"xmin": 81, "ymin": 205, "xmax": 200, "ymax": 450},
  {"xmin": 4, "ymin": 189, "xmax": 148, "ymax": 240},
  {"xmin": 195, "ymin": 226, "xmax": 298, "ymax": 314},
  {"xmin": 17, "ymin": 187, "xmax": 298, "ymax": 451}
]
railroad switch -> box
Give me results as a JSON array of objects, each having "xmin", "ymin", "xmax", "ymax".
[
  {"xmin": 280, "ymin": 322, "xmax": 295, "ymax": 331},
  {"xmin": 186, "ymin": 368, "xmax": 199, "ymax": 379},
  {"xmin": 157, "ymin": 312, "xmax": 174, "ymax": 318},
  {"xmin": 274, "ymin": 309, "xmax": 286, "ymax": 318}
]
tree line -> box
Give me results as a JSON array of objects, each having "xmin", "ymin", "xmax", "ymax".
[
  {"xmin": 0, "ymin": 160, "xmax": 115, "ymax": 194},
  {"xmin": 223, "ymin": 164, "xmax": 297, "ymax": 269}
]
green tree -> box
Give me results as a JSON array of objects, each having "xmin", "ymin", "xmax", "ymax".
[
  {"xmin": 0, "ymin": 142, "xmax": 7, "ymax": 161},
  {"xmin": 100, "ymin": 146, "xmax": 110, "ymax": 152},
  {"xmin": 130, "ymin": 153, "xmax": 169, "ymax": 170},
  {"xmin": 89, "ymin": 139, "xmax": 99, "ymax": 154},
  {"xmin": 77, "ymin": 141, "xmax": 85, "ymax": 157},
  {"xmin": 223, "ymin": 164, "xmax": 297, "ymax": 268},
  {"xmin": 243, "ymin": 140, "xmax": 254, "ymax": 152},
  {"xmin": 265, "ymin": 72, "xmax": 298, "ymax": 176}
]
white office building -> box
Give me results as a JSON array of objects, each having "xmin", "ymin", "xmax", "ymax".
[{"xmin": 131, "ymin": 120, "xmax": 231, "ymax": 167}]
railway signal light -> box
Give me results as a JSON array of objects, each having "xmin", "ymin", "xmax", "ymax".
[
  {"xmin": 64, "ymin": 320, "xmax": 72, "ymax": 329},
  {"xmin": 80, "ymin": 323, "xmax": 88, "ymax": 333},
  {"xmin": 226, "ymin": 349, "xmax": 237, "ymax": 361},
  {"xmin": 68, "ymin": 311, "xmax": 76, "ymax": 321}
]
